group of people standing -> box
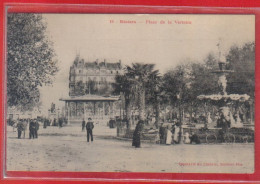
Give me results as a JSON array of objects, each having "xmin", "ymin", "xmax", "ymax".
[
  {"xmin": 131, "ymin": 120, "xmax": 181, "ymax": 148},
  {"xmin": 15, "ymin": 119, "xmax": 39, "ymax": 139},
  {"xmin": 159, "ymin": 122, "xmax": 182, "ymax": 145},
  {"xmin": 29, "ymin": 119, "xmax": 39, "ymax": 139},
  {"xmin": 132, "ymin": 120, "xmax": 201, "ymax": 147}
]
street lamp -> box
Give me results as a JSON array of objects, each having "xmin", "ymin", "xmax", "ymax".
[
  {"xmin": 154, "ymin": 85, "xmax": 160, "ymax": 128},
  {"xmin": 177, "ymin": 93, "xmax": 183, "ymax": 144},
  {"xmin": 57, "ymin": 108, "xmax": 60, "ymax": 120},
  {"xmin": 119, "ymin": 98, "xmax": 122, "ymax": 120}
]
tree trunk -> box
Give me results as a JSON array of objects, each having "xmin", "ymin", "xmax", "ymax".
[
  {"xmin": 138, "ymin": 85, "xmax": 146, "ymax": 121},
  {"xmin": 189, "ymin": 103, "xmax": 193, "ymax": 123},
  {"xmin": 155, "ymin": 95, "xmax": 160, "ymax": 128},
  {"xmin": 178, "ymin": 101, "xmax": 183, "ymax": 144},
  {"xmin": 125, "ymin": 94, "xmax": 131, "ymax": 129}
]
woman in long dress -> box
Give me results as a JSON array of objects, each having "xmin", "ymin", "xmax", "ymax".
[
  {"xmin": 132, "ymin": 120, "xmax": 144, "ymax": 148},
  {"xmin": 173, "ymin": 124, "xmax": 180, "ymax": 143},
  {"xmin": 166, "ymin": 125, "xmax": 172, "ymax": 145}
]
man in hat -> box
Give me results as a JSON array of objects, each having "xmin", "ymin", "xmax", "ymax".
[
  {"xmin": 34, "ymin": 119, "xmax": 39, "ymax": 138},
  {"xmin": 29, "ymin": 119, "xmax": 36, "ymax": 139},
  {"xmin": 17, "ymin": 119, "xmax": 24, "ymax": 139},
  {"xmin": 86, "ymin": 117, "xmax": 94, "ymax": 142}
]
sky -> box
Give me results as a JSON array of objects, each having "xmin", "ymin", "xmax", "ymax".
[{"xmin": 38, "ymin": 14, "xmax": 255, "ymax": 115}]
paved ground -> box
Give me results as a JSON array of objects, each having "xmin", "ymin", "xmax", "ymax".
[{"xmin": 6, "ymin": 124, "xmax": 254, "ymax": 173}]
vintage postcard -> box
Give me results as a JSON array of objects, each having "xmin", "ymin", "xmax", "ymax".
[{"xmin": 5, "ymin": 13, "xmax": 255, "ymax": 174}]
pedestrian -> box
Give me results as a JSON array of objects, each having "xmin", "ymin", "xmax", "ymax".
[
  {"xmin": 159, "ymin": 124, "xmax": 165, "ymax": 144},
  {"xmin": 17, "ymin": 120, "xmax": 24, "ymax": 139},
  {"xmin": 166, "ymin": 125, "xmax": 172, "ymax": 145},
  {"xmin": 43, "ymin": 119, "xmax": 47, "ymax": 129},
  {"xmin": 173, "ymin": 123, "xmax": 180, "ymax": 144},
  {"xmin": 35, "ymin": 119, "xmax": 39, "ymax": 138},
  {"xmin": 109, "ymin": 118, "xmax": 116, "ymax": 128},
  {"xmin": 12, "ymin": 120, "xmax": 17, "ymax": 132},
  {"xmin": 22, "ymin": 119, "xmax": 28, "ymax": 138},
  {"xmin": 82, "ymin": 118, "xmax": 86, "ymax": 131},
  {"xmin": 53, "ymin": 118, "xmax": 57, "ymax": 126},
  {"xmin": 132, "ymin": 120, "xmax": 144, "ymax": 148},
  {"xmin": 122, "ymin": 117, "xmax": 129, "ymax": 129},
  {"xmin": 217, "ymin": 110, "xmax": 230, "ymax": 142},
  {"xmin": 189, "ymin": 132, "xmax": 200, "ymax": 144},
  {"xmin": 86, "ymin": 118, "xmax": 94, "ymax": 142},
  {"xmin": 183, "ymin": 132, "xmax": 191, "ymax": 144},
  {"xmin": 29, "ymin": 119, "xmax": 36, "ymax": 139},
  {"xmin": 58, "ymin": 118, "xmax": 63, "ymax": 128}
]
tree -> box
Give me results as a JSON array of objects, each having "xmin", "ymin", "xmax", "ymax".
[
  {"xmin": 163, "ymin": 64, "xmax": 191, "ymax": 122},
  {"xmin": 226, "ymin": 42, "xmax": 255, "ymax": 123},
  {"xmin": 7, "ymin": 13, "xmax": 58, "ymax": 111},
  {"xmin": 113, "ymin": 74, "xmax": 135, "ymax": 127},
  {"xmin": 113, "ymin": 63, "xmax": 160, "ymax": 124},
  {"xmin": 162, "ymin": 54, "xmax": 220, "ymax": 124},
  {"xmin": 126, "ymin": 63, "xmax": 159, "ymax": 121},
  {"xmin": 145, "ymin": 71, "xmax": 162, "ymax": 127},
  {"xmin": 226, "ymin": 42, "xmax": 255, "ymax": 98},
  {"xmin": 189, "ymin": 54, "xmax": 220, "ymax": 121}
]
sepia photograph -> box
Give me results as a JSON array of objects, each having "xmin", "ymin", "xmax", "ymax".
[{"xmin": 6, "ymin": 13, "xmax": 255, "ymax": 173}]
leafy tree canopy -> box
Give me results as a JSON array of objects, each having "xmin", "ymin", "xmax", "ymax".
[
  {"xmin": 226, "ymin": 42, "xmax": 255, "ymax": 98},
  {"xmin": 7, "ymin": 13, "xmax": 58, "ymax": 111}
]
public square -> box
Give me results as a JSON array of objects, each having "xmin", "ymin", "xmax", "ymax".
[
  {"xmin": 6, "ymin": 124, "xmax": 254, "ymax": 173},
  {"xmin": 6, "ymin": 13, "xmax": 255, "ymax": 175}
]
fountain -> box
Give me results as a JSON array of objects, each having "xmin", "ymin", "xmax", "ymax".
[{"xmin": 197, "ymin": 43, "xmax": 250, "ymax": 128}]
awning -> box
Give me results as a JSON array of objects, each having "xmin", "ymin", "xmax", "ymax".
[{"xmin": 59, "ymin": 94, "xmax": 120, "ymax": 102}]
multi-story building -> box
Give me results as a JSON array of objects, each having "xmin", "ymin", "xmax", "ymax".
[
  {"xmin": 69, "ymin": 55, "xmax": 123, "ymax": 96},
  {"xmin": 60, "ymin": 55, "xmax": 123, "ymax": 123}
]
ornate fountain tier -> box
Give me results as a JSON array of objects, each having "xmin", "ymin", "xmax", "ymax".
[
  {"xmin": 212, "ymin": 69, "xmax": 233, "ymax": 74},
  {"xmin": 197, "ymin": 94, "xmax": 250, "ymax": 102},
  {"xmin": 197, "ymin": 60, "xmax": 249, "ymax": 102}
]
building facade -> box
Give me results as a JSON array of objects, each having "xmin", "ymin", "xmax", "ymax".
[
  {"xmin": 69, "ymin": 55, "xmax": 123, "ymax": 96},
  {"xmin": 60, "ymin": 56, "xmax": 123, "ymax": 123}
]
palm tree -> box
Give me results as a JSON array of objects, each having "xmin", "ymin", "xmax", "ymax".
[
  {"xmin": 146, "ymin": 72, "xmax": 162, "ymax": 127},
  {"xmin": 113, "ymin": 74, "xmax": 135, "ymax": 128},
  {"xmin": 126, "ymin": 63, "xmax": 160, "ymax": 121}
]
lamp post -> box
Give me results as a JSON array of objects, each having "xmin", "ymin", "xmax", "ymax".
[
  {"xmin": 119, "ymin": 98, "xmax": 122, "ymax": 120},
  {"xmin": 57, "ymin": 108, "xmax": 60, "ymax": 120},
  {"xmin": 48, "ymin": 109, "xmax": 51, "ymax": 119},
  {"xmin": 177, "ymin": 93, "xmax": 183, "ymax": 144},
  {"xmin": 154, "ymin": 85, "xmax": 160, "ymax": 128}
]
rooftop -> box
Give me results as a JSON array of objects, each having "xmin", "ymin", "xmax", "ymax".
[{"xmin": 73, "ymin": 56, "xmax": 122, "ymax": 70}]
